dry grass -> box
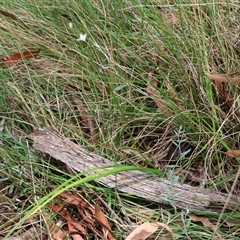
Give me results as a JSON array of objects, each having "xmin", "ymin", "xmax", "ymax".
[{"xmin": 0, "ymin": 0, "xmax": 240, "ymax": 239}]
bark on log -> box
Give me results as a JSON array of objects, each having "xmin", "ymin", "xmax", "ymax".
[{"xmin": 30, "ymin": 129, "xmax": 240, "ymax": 212}]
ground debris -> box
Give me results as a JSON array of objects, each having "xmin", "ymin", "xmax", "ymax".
[{"xmin": 29, "ymin": 128, "xmax": 240, "ymax": 212}]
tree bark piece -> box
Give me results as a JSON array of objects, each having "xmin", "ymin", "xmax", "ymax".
[{"xmin": 30, "ymin": 129, "xmax": 240, "ymax": 212}]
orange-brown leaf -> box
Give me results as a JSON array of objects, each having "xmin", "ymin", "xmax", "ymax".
[
  {"xmin": 225, "ymin": 150, "xmax": 240, "ymax": 158},
  {"xmin": 68, "ymin": 217, "xmax": 87, "ymax": 235},
  {"xmin": 146, "ymin": 86, "xmax": 171, "ymax": 115},
  {"xmin": 60, "ymin": 192, "xmax": 90, "ymax": 209},
  {"xmin": 51, "ymin": 203, "xmax": 87, "ymax": 239},
  {"xmin": 68, "ymin": 220, "xmax": 85, "ymax": 240},
  {"xmin": 205, "ymin": 72, "xmax": 240, "ymax": 83},
  {"xmin": 51, "ymin": 204, "xmax": 70, "ymax": 219},
  {"xmin": 189, "ymin": 214, "xmax": 223, "ymax": 240},
  {"xmin": 95, "ymin": 201, "xmax": 115, "ymax": 240},
  {"xmin": 125, "ymin": 221, "xmax": 172, "ymax": 240},
  {"xmin": 1, "ymin": 49, "xmax": 40, "ymax": 65},
  {"xmin": 165, "ymin": 12, "xmax": 179, "ymax": 24}
]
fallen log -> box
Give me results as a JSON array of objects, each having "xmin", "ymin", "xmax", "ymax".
[{"xmin": 30, "ymin": 128, "xmax": 240, "ymax": 212}]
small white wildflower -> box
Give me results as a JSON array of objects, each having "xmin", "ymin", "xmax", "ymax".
[
  {"xmin": 77, "ymin": 33, "xmax": 87, "ymax": 42},
  {"xmin": 69, "ymin": 22, "xmax": 73, "ymax": 28}
]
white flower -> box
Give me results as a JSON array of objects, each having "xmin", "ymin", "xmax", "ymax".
[
  {"xmin": 77, "ymin": 33, "xmax": 87, "ymax": 42},
  {"xmin": 69, "ymin": 22, "xmax": 73, "ymax": 28}
]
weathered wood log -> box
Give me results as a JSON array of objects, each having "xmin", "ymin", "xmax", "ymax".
[{"xmin": 30, "ymin": 129, "xmax": 240, "ymax": 212}]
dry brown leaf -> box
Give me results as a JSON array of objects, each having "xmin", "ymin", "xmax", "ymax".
[
  {"xmin": 214, "ymin": 80, "xmax": 224, "ymax": 95},
  {"xmin": 95, "ymin": 200, "xmax": 115, "ymax": 240},
  {"xmin": 147, "ymin": 76, "xmax": 183, "ymax": 114},
  {"xmin": 125, "ymin": 221, "xmax": 172, "ymax": 240},
  {"xmin": 208, "ymin": 65, "xmax": 233, "ymax": 107},
  {"xmin": 43, "ymin": 213, "xmax": 68, "ymax": 240},
  {"xmin": 225, "ymin": 150, "xmax": 240, "ymax": 158},
  {"xmin": 150, "ymin": 78, "xmax": 159, "ymax": 87},
  {"xmin": 165, "ymin": 12, "xmax": 179, "ymax": 24},
  {"xmin": 51, "ymin": 204, "xmax": 87, "ymax": 239},
  {"xmin": 5, "ymin": 226, "xmax": 48, "ymax": 240},
  {"xmin": 52, "ymin": 193, "xmax": 113, "ymax": 239},
  {"xmin": 69, "ymin": 233, "xmax": 84, "ymax": 240},
  {"xmin": 222, "ymin": 86, "xmax": 232, "ymax": 107},
  {"xmin": 72, "ymin": 99, "xmax": 96, "ymax": 137},
  {"xmin": 210, "ymin": 65, "xmax": 224, "ymax": 94},
  {"xmin": 1, "ymin": 49, "xmax": 40, "ymax": 65},
  {"xmin": 60, "ymin": 192, "xmax": 95, "ymax": 225},
  {"xmin": 146, "ymin": 86, "xmax": 171, "ymax": 116},
  {"xmin": 51, "ymin": 204, "xmax": 69, "ymax": 219},
  {"xmin": 60, "ymin": 192, "xmax": 91, "ymax": 210},
  {"xmin": 164, "ymin": 80, "xmax": 185, "ymax": 110},
  {"xmin": 188, "ymin": 214, "xmax": 223, "ymax": 240},
  {"xmin": 68, "ymin": 218, "xmax": 86, "ymax": 240},
  {"xmin": 68, "ymin": 216, "xmax": 87, "ymax": 235},
  {"xmin": 125, "ymin": 222, "xmax": 159, "ymax": 240},
  {"xmin": 205, "ymin": 72, "xmax": 240, "ymax": 83}
]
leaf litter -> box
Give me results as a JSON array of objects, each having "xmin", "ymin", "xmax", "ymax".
[
  {"xmin": 1, "ymin": 2, "xmax": 238, "ymax": 239},
  {"xmin": 188, "ymin": 213, "xmax": 223, "ymax": 240},
  {"xmin": 125, "ymin": 221, "xmax": 173, "ymax": 240},
  {"xmin": 205, "ymin": 72, "xmax": 240, "ymax": 83},
  {"xmin": 1, "ymin": 49, "xmax": 40, "ymax": 65},
  {"xmin": 51, "ymin": 191, "xmax": 115, "ymax": 240}
]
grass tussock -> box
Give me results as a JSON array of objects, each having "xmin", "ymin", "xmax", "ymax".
[{"xmin": 0, "ymin": 0, "xmax": 240, "ymax": 239}]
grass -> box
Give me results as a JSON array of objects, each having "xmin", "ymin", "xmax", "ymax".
[{"xmin": 0, "ymin": 0, "xmax": 240, "ymax": 239}]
